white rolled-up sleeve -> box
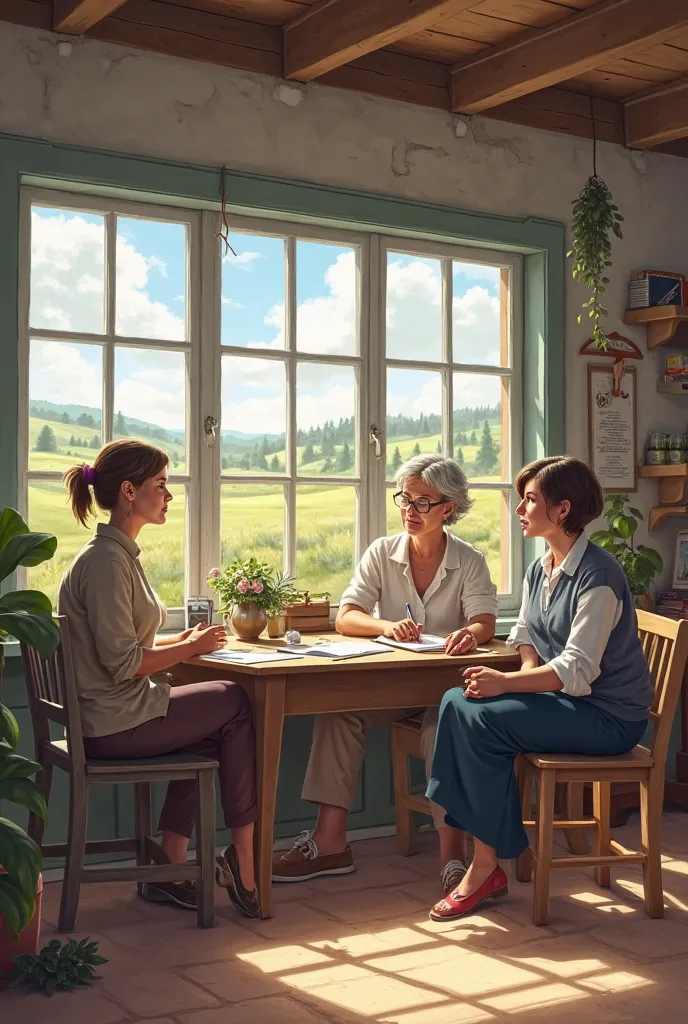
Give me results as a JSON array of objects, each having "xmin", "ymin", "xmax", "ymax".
[
  {"xmin": 460, "ymin": 550, "xmax": 499, "ymax": 621},
  {"xmin": 507, "ymin": 577, "xmax": 535, "ymax": 649},
  {"xmin": 548, "ymin": 586, "xmax": 623, "ymax": 697},
  {"xmin": 339, "ymin": 541, "xmax": 382, "ymax": 614}
]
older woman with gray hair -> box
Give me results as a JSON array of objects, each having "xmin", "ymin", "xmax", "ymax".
[{"xmin": 273, "ymin": 453, "xmax": 498, "ymax": 894}]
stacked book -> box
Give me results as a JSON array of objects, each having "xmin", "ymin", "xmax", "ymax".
[
  {"xmin": 655, "ymin": 592, "xmax": 688, "ymax": 621},
  {"xmin": 663, "ymin": 354, "xmax": 688, "ymax": 385}
]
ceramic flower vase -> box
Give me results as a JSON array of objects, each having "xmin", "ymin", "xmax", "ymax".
[{"xmin": 225, "ymin": 603, "xmax": 267, "ymax": 640}]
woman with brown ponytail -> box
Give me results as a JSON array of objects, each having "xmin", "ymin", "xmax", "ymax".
[{"xmin": 59, "ymin": 439, "xmax": 260, "ymax": 919}]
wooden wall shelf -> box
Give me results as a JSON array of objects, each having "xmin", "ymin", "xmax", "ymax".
[
  {"xmin": 658, "ymin": 380, "xmax": 688, "ymax": 395},
  {"xmin": 638, "ymin": 465, "xmax": 688, "ymax": 530},
  {"xmin": 626, "ymin": 306, "xmax": 688, "ymax": 348}
]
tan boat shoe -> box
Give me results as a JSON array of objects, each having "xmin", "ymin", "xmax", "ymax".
[{"xmin": 272, "ymin": 830, "xmax": 355, "ymax": 882}]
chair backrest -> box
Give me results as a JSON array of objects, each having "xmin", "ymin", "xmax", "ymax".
[
  {"xmin": 637, "ymin": 610, "xmax": 688, "ymax": 765},
  {"xmin": 21, "ymin": 614, "xmax": 86, "ymax": 774}
]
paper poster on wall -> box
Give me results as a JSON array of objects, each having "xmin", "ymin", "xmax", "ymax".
[{"xmin": 588, "ymin": 363, "xmax": 637, "ymax": 492}]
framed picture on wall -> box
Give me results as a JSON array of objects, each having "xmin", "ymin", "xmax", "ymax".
[
  {"xmin": 587, "ymin": 363, "xmax": 637, "ymax": 492},
  {"xmin": 673, "ymin": 531, "xmax": 688, "ymax": 590}
]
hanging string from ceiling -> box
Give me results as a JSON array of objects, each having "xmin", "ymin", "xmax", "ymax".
[
  {"xmin": 214, "ymin": 164, "xmax": 237, "ymax": 258},
  {"xmin": 589, "ymin": 86, "xmax": 598, "ymax": 178}
]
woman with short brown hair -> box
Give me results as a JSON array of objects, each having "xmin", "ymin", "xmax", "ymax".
[
  {"xmin": 59, "ymin": 439, "xmax": 259, "ymax": 918},
  {"xmin": 426, "ymin": 456, "xmax": 652, "ymax": 920}
]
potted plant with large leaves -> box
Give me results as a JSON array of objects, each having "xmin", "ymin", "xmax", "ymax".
[
  {"xmin": 0, "ymin": 508, "xmax": 60, "ymax": 986},
  {"xmin": 589, "ymin": 494, "xmax": 663, "ymax": 608}
]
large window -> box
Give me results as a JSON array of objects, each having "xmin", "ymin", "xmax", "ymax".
[{"xmin": 19, "ymin": 189, "xmax": 522, "ymax": 620}]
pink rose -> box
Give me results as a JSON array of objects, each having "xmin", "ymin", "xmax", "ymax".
[
  {"xmin": 237, "ymin": 579, "xmax": 250, "ymax": 593},
  {"xmin": 251, "ymin": 580, "xmax": 264, "ymax": 594},
  {"xmin": 208, "ymin": 567, "xmax": 221, "ymax": 579}
]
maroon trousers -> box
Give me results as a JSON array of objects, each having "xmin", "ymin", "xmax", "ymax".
[{"xmin": 84, "ymin": 681, "xmax": 257, "ymax": 838}]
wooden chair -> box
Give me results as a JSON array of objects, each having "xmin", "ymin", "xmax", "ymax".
[
  {"xmin": 515, "ymin": 610, "xmax": 688, "ymax": 926},
  {"xmin": 390, "ymin": 715, "xmax": 589, "ymax": 857},
  {"xmin": 22, "ymin": 615, "xmax": 218, "ymax": 932}
]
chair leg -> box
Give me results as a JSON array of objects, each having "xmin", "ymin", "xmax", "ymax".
[
  {"xmin": 28, "ymin": 757, "xmax": 53, "ymax": 848},
  {"xmin": 593, "ymin": 781, "xmax": 611, "ymax": 888},
  {"xmin": 391, "ymin": 734, "xmax": 415, "ymax": 857},
  {"xmin": 196, "ymin": 770, "xmax": 216, "ymax": 929},
  {"xmin": 564, "ymin": 782, "xmax": 590, "ymax": 856},
  {"xmin": 514, "ymin": 758, "xmax": 533, "ymax": 883},
  {"xmin": 134, "ymin": 782, "xmax": 152, "ymax": 865},
  {"xmin": 640, "ymin": 774, "xmax": 664, "ymax": 919},
  {"xmin": 58, "ymin": 774, "xmax": 88, "ymax": 933},
  {"xmin": 532, "ymin": 771, "xmax": 555, "ymax": 926}
]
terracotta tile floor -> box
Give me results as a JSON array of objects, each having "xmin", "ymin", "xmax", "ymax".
[{"xmin": 5, "ymin": 811, "xmax": 688, "ymax": 1023}]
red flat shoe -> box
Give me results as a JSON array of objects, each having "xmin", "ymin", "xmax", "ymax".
[{"xmin": 429, "ymin": 865, "xmax": 508, "ymax": 921}]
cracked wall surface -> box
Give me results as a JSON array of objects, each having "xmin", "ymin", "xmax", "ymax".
[{"xmin": 1, "ymin": 22, "xmax": 688, "ymax": 581}]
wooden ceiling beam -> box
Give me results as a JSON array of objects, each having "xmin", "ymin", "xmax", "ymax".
[
  {"xmin": 450, "ymin": 0, "xmax": 688, "ymax": 114},
  {"xmin": 283, "ymin": 0, "xmax": 477, "ymax": 82},
  {"xmin": 54, "ymin": 0, "xmax": 130, "ymax": 34},
  {"xmin": 625, "ymin": 77, "xmax": 688, "ymax": 147}
]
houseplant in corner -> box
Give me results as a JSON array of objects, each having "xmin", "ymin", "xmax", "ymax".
[
  {"xmin": 589, "ymin": 494, "xmax": 663, "ymax": 609},
  {"xmin": 0, "ymin": 507, "xmax": 60, "ymax": 986},
  {"xmin": 208, "ymin": 557, "xmax": 299, "ymax": 639}
]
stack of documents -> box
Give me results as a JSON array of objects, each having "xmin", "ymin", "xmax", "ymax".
[
  {"xmin": 200, "ymin": 650, "xmax": 304, "ymax": 665},
  {"xmin": 278, "ymin": 641, "xmax": 386, "ymax": 660}
]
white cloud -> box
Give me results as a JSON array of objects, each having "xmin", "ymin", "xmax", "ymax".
[
  {"xmin": 30, "ymin": 340, "xmax": 102, "ymax": 410},
  {"xmin": 454, "ymin": 262, "xmax": 501, "ymax": 284},
  {"xmin": 223, "ymin": 250, "xmax": 262, "ymax": 270},
  {"xmin": 221, "ymin": 296, "xmax": 245, "ymax": 309}
]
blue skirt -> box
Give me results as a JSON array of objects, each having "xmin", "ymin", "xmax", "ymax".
[{"xmin": 426, "ymin": 689, "xmax": 647, "ymax": 860}]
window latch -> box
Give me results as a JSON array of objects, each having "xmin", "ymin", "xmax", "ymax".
[
  {"xmin": 204, "ymin": 415, "xmax": 218, "ymax": 448},
  {"xmin": 369, "ymin": 424, "xmax": 384, "ymax": 460}
]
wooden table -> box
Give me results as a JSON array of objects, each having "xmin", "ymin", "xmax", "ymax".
[{"xmin": 180, "ymin": 633, "xmax": 520, "ymax": 918}]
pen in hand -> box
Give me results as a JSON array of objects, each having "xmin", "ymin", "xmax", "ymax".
[{"xmin": 404, "ymin": 603, "xmax": 422, "ymax": 642}]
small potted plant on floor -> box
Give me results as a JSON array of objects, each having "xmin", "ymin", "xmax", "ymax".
[
  {"xmin": 589, "ymin": 495, "xmax": 663, "ymax": 608},
  {"xmin": 208, "ymin": 558, "xmax": 298, "ymax": 640},
  {"xmin": 0, "ymin": 508, "xmax": 60, "ymax": 985}
]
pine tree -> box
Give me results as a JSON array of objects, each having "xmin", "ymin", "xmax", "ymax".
[
  {"xmin": 457, "ymin": 447, "xmax": 465, "ymax": 465},
  {"xmin": 69, "ymin": 434, "xmax": 76, "ymax": 446},
  {"xmin": 270, "ymin": 454, "xmax": 280, "ymax": 472},
  {"xmin": 115, "ymin": 411, "xmax": 128, "ymax": 436},
  {"xmin": 260, "ymin": 436, "xmax": 270, "ymax": 458},
  {"xmin": 469, "ymin": 430, "xmax": 477, "ymax": 446},
  {"xmin": 337, "ymin": 442, "xmax": 352, "ymax": 472},
  {"xmin": 35, "ymin": 424, "xmax": 58, "ymax": 453},
  {"xmin": 321, "ymin": 457, "xmax": 332, "ymax": 474},
  {"xmin": 475, "ymin": 421, "xmax": 497, "ymax": 473},
  {"xmin": 392, "ymin": 446, "xmax": 403, "ymax": 472},
  {"xmin": 301, "ymin": 443, "xmax": 316, "ymax": 465},
  {"xmin": 89, "ymin": 434, "xmax": 100, "ymax": 449},
  {"xmin": 436, "ymin": 440, "xmax": 442, "ymax": 454},
  {"xmin": 412, "ymin": 442, "xmax": 421, "ymax": 457},
  {"xmin": 61, "ymin": 412, "xmax": 70, "ymax": 424}
]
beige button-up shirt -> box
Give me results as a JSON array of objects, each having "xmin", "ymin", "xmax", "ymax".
[
  {"xmin": 340, "ymin": 531, "xmax": 499, "ymax": 634},
  {"xmin": 57, "ymin": 523, "xmax": 170, "ymax": 738}
]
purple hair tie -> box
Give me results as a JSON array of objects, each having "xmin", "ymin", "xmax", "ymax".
[{"xmin": 83, "ymin": 465, "xmax": 96, "ymax": 486}]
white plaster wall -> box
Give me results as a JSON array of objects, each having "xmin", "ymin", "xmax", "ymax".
[{"xmin": 2, "ymin": 22, "xmax": 687, "ymax": 581}]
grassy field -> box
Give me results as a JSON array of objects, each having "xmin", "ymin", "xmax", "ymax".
[
  {"xmin": 29, "ymin": 415, "xmax": 186, "ymax": 472},
  {"xmin": 27, "ymin": 415, "xmax": 505, "ymax": 608}
]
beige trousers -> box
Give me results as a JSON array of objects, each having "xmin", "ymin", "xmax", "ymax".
[{"xmin": 301, "ymin": 705, "xmax": 447, "ymax": 829}]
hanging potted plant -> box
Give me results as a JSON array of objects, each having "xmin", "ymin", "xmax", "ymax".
[
  {"xmin": 0, "ymin": 508, "xmax": 60, "ymax": 985},
  {"xmin": 568, "ymin": 98, "xmax": 624, "ymax": 350}
]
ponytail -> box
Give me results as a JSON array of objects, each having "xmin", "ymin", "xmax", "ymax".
[{"xmin": 64, "ymin": 463, "xmax": 96, "ymax": 527}]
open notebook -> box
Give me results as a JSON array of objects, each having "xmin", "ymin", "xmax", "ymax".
[
  {"xmin": 376, "ymin": 635, "xmax": 495, "ymax": 654},
  {"xmin": 277, "ymin": 641, "xmax": 386, "ymax": 660}
]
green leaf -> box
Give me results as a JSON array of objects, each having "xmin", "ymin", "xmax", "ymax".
[
  {"xmin": 0, "ymin": 873, "xmax": 33, "ymax": 939},
  {"xmin": 0, "ymin": 532, "xmax": 57, "ymax": 583},
  {"xmin": 0, "ymin": 778, "xmax": 47, "ymax": 820},
  {"xmin": 0, "ymin": 817, "xmax": 41, "ymax": 903},
  {"xmin": 0, "ymin": 612, "xmax": 60, "ymax": 659},
  {"xmin": 0, "ymin": 509, "xmax": 29, "ymax": 549},
  {"xmin": 0, "ymin": 590, "xmax": 53, "ymax": 617},
  {"xmin": 637, "ymin": 545, "xmax": 663, "ymax": 571},
  {"xmin": 614, "ymin": 515, "xmax": 636, "ymax": 539},
  {"xmin": 0, "ymin": 751, "xmax": 41, "ymax": 780},
  {"xmin": 628, "ymin": 507, "xmax": 644, "ymax": 520},
  {"xmin": 0, "ymin": 705, "xmax": 19, "ymax": 749}
]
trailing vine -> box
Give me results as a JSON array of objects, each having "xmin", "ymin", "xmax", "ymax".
[{"xmin": 567, "ymin": 94, "xmax": 623, "ymax": 350}]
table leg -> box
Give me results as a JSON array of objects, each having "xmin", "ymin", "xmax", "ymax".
[{"xmin": 253, "ymin": 674, "xmax": 286, "ymax": 919}]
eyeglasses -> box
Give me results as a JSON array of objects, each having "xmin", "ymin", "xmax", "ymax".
[{"xmin": 393, "ymin": 492, "xmax": 447, "ymax": 514}]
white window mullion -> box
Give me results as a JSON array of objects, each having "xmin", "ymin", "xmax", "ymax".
[
  {"xmin": 196, "ymin": 211, "xmax": 221, "ymax": 599},
  {"xmin": 285, "ymin": 236, "xmax": 297, "ymax": 578},
  {"xmin": 442, "ymin": 257, "xmax": 453, "ymax": 457},
  {"xmin": 367, "ymin": 234, "xmax": 386, "ymax": 544},
  {"xmin": 103, "ymin": 212, "xmax": 117, "ymax": 445}
]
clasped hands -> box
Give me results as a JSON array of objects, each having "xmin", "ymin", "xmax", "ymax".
[{"xmin": 383, "ymin": 620, "xmax": 479, "ymax": 656}]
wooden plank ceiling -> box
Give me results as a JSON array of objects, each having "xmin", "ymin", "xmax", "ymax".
[{"xmin": 5, "ymin": 0, "xmax": 688, "ymax": 153}]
